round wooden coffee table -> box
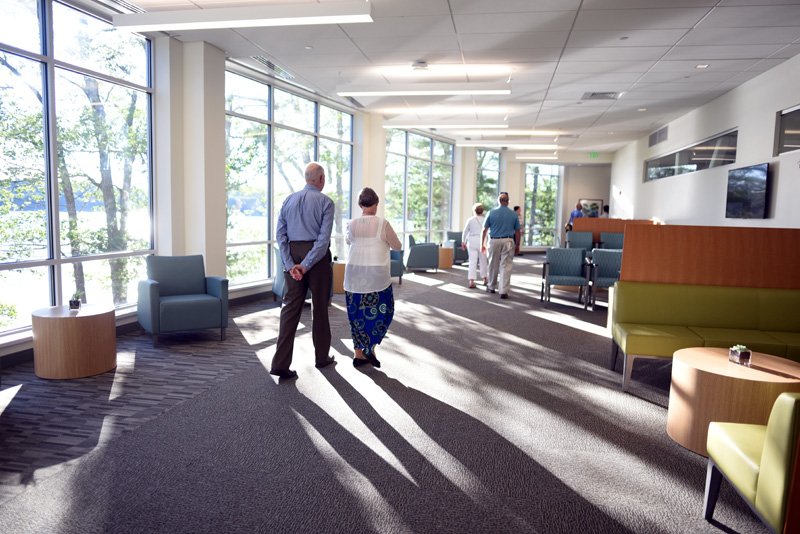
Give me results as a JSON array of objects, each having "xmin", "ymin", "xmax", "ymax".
[
  {"xmin": 666, "ymin": 347, "xmax": 800, "ymax": 456},
  {"xmin": 32, "ymin": 305, "xmax": 117, "ymax": 379}
]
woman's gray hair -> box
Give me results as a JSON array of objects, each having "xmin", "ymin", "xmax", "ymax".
[{"xmin": 473, "ymin": 203, "xmax": 484, "ymax": 215}]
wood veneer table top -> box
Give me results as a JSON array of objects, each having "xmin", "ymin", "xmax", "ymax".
[
  {"xmin": 674, "ymin": 347, "xmax": 800, "ymax": 383},
  {"xmin": 32, "ymin": 304, "xmax": 114, "ymax": 319}
]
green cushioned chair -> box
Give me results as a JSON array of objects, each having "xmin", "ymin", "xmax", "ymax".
[{"xmin": 704, "ymin": 392, "xmax": 800, "ymax": 534}]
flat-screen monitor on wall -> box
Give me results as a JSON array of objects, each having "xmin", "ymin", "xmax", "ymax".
[{"xmin": 725, "ymin": 163, "xmax": 769, "ymax": 219}]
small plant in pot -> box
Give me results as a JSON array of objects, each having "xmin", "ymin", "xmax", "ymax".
[
  {"xmin": 729, "ymin": 344, "xmax": 751, "ymax": 366},
  {"xmin": 69, "ymin": 291, "xmax": 83, "ymax": 310}
]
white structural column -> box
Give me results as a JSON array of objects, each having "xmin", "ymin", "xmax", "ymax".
[
  {"xmin": 454, "ymin": 147, "xmax": 477, "ymax": 230},
  {"xmin": 362, "ymin": 113, "xmax": 386, "ymax": 215},
  {"xmin": 181, "ymin": 41, "xmax": 227, "ymax": 277},
  {"xmin": 153, "ymin": 36, "xmax": 185, "ymax": 257}
]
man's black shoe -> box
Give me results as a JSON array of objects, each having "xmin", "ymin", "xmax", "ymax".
[
  {"xmin": 500, "ymin": 294, "xmax": 508, "ymax": 299},
  {"xmin": 315, "ymin": 356, "xmax": 336, "ymax": 369},
  {"xmin": 270, "ymin": 369, "xmax": 298, "ymax": 379}
]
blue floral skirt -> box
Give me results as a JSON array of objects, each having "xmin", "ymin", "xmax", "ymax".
[{"xmin": 345, "ymin": 286, "xmax": 394, "ymax": 356}]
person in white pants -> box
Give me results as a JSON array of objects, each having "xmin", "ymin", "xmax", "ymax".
[
  {"xmin": 481, "ymin": 192, "xmax": 521, "ymax": 299},
  {"xmin": 461, "ymin": 203, "xmax": 488, "ymax": 288}
]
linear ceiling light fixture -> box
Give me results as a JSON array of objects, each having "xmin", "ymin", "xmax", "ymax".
[
  {"xmin": 452, "ymin": 129, "xmax": 560, "ymax": 137},
  {"xmin": 377, "ymin": 64, "xmax": 513, "ymax": 77},
  {"xmin": 516, "ymin": 155, "xmax": 559, "ymax": 160},
  {"xmin": 337, "ymin": 83, "xmax": 511, "ymax": 97},
  {"xmin": 379, "ymin": 107, "xmax": 510, "ymax": 115},
  {"xmin": 383, "ymin": 120, "xmax": 508, "ymax": 129},
  {"xmin": 457, "ymin": 142, "xmax": 558, "ymax": 149},
  {"xmin": 113, "ymin": 1, "xmax": 373, "ymax": 32}
]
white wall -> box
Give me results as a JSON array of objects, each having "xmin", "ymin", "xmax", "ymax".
[
  {"xmin": 559, "ymin": 165, "xmax": 612, "ymax": 244},
  {"xmin": 610, "ymin": 52, "xmax": 800, "ymax": 228}
]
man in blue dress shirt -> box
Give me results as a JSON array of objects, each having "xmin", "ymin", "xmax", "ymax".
[
  {"xmin": 270, "ymin": 162, "xmax": 336, "ymax": 379},
  {"xmin": 481, "ymin": 192, "xmax": 521, "ymax": 299}
]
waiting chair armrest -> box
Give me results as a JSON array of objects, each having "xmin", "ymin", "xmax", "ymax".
[
  {"xmin": 206, "ymin": 276, "xmax": 229, "ymax": 325},
  {"xmin": 137, "ymin": 279, "xmax": 160, "ymax": 334}
]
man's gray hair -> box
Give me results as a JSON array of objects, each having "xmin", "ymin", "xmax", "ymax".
[{"xmin": 305, "ymin": 162, "xmax": 325, "ymax": 184}]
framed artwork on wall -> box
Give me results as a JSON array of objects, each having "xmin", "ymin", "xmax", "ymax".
[{"xmin": 579, "ymin": 199, "xmax": 603, "ymax": 218}]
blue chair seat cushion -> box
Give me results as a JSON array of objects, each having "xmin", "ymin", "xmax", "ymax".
[
  {"xmin": 594, "ymin": 276, "xmax": 619, "ymax": 289},
  {"xmin": 160, "ymin": 294, "xmax": 222, "ymax": 332},
  {"xmin": 547, "ymin": 275, "xmax": 588, "ymax": 286},
  {"xmin": 707, "ymin": 422, "xmax": 766, "ymax": 505}
]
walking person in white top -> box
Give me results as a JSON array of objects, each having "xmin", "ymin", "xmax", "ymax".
[
  {"xmin": 344, "ymin": 188, "xmax": 403, "ymax": 368},
  {"xmin": 461, "ymin": 203, "xmax": 488, "ymax": 289}
]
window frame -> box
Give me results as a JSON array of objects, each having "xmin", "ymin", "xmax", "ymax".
[{"xmin": 644, "ymin": 129, "xmax": 738, "ymax": 182}]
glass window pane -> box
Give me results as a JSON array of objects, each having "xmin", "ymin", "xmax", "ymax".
[
  {"xmin": 384, "ymin": 153, "xmax": 405, "ymax": 236},
  {"xmin": 55, "ymin": 69, "xmax": 152, "ymax": 262},
  {"xmin": 408, "ymin": 133, "xmax": 431, "ymax": 160},
  {"xmin": 477, "ymin": 170, "xmax": 499, "ymax": 211},
  {"xmin": 778, "ymin": 108, "xmax": 800, "ymax": 155},
  {"xmin": 319, "ymin": 138, "xmax": 351, "ymax": 260},
  {"xmin": 0, "ymin": 53, "xmax": 48, "ymax": 263},
  {"xmin": 431, "ymin": 163, "xmax": 452, "ymax": 234},
  {"xmin": 433, "ymin": 140, "xmax": 453, "ymax": 163},
  {"xmin": 406, "ymin": 159, "xmax": 430, "ymax": 239},
  {"xmin": 273, "ymin": 88, "xmax": 315, "ymax": 132},
  {"xmin": 386, "ymin": 129, "xmax": 405, "ymax": 154},
  {"xmin": 226, "ymin": 116, "xmax": 269, "ymax": 245},
  {"xmin": 524, "ymin": 164, "xmax": 559, "ymax": 246},
  {"xmin": 61, "ymin": 255, "xmax": 146, "ymax": 307},
  {"xmin": 226, "ymin": 244, "xmax": 269, "ymax": 286},
  {"xmin": 0, "ymin": 266, "xmax": 50, "ymax": 332},
  {"xmin": 225, "ymin": 72, "xmax": 269, "ymax": 121},
  {"xmin": 646, "ymin": 131, "xmax": 737, "ymax": 181},
  {"xmin": 319, "ymin": 105, "xmax": 352, "ymax": 142},
  {"xmin": 0, "ymin": 0, "xmax": 41, "ymax": 53},
  {"xmin": 53, "ymin": 2, "xmax": 148, "ymax": 87},
  {"xmin": 273, "ymin": 127, "xmax": 315, "ymax": 232}
]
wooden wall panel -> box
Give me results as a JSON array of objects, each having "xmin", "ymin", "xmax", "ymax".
[
  {"xmin": 571, "ymin": 218, "xmax": 655, "ymax": 242},
  {"xmin": 620, "ymin": 225, "xmax": 800, "ymax": 289}
]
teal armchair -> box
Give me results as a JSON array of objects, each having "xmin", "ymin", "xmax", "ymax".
[
  {"xmin": 272, "ymin": 245, "xmax": 332, "ymax": 304},
  {"xmin": 446, "ymin": 231, "xmax": 469, "ymax": 264},
  {"xmin": 390, "ymin": 249, "xmax": 404, "ymax": 284},
  {"xmin": 566, "ymin": 231, "xmax": 594, "ymax": 258},
  {"xmin": 137, "ymin": 255, "xmax": 228, "ymax": 348},
  {"xmin": 590, "ymin": 248, "xmax": 623, "ymax": 311},
  {"xmin": 704, "ymin": 392, "xmax": 800, "ymax": 534},
  {"xmin": 405, "ymin": 237, "xmax": 439, "ymax": 272},
  {"xmin": 541, "ymin": 247, "xmax": 589, "ymax": 309},
  {"xmin": 600, "ymin": 231, "xmax": 624, "ymax": 250}
]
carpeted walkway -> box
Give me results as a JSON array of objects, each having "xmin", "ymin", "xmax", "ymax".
[{"xmin": 0, "ymin": 255, "xmax": 767, "ymax": 533}]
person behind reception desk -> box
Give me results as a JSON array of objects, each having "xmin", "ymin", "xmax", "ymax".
[
  {"xmin": 565, "ymin": 200, "xmax": 583, "ymax": 232},
  {"xmin": 600, "ymin": 205, "xmax": 609, "ymax": 218}
]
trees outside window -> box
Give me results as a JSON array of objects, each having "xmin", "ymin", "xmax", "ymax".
[
  {"xmin": 384, "ymin": 129, "xmax": 454, "ymax": 246},
  {"xmin": 476, "ymin": 150, "xmax": 500, "ymax": 211},
  {"xmin": 225, "ymin": 72, "xmax": 352, "ymax": 284},
  {"xmin": 524, "ymin": 164, "xmax": 560, "ymax": 246},
  {"xmin": 0, "ymin": 0, "xmax": 152, "ymax": 333}
]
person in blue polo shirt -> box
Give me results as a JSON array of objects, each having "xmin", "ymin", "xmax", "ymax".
[{"xmin": 481, "ymin": 192, "xmax": 521, "ymax": 299}]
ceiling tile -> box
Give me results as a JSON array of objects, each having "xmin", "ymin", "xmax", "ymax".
[
  {"xmin": 462, "ymin": 49, "xmax": 564, "ymax": 62},
  {"xmin": 450, "ymin": 0, "xmax": 581, "ymax": 13},
  {"xmin": 583, "ymin": 0, "xmax": 717, "ymax": 7},
  {"xmin": 699, "ymin": 5, "xmax": 800, "ymax": 28},
  {"xmin": 680, "ymin": 26, "xmax": 800, "ymax": 46},
  {"xmin": 561, "ymin": 47, "xmax": 670, "ymax": 61},
  {"xmin": 454, "ymin": 12, "xmax": 576, "ymax": 33},
  {"xmin": 555, "ymin": 60, "xmax": 656, "ymax": 73},
  {"xmin": 566, "ymin": 29, "xmax": 688, "ymax": 48},
  {"xmin": 574, "ymin": 8, "xmax": 711, "ymax": 31},
  {"xmin": 664, "ymin": 44, "xmax": 787, "ymax": 60},
  {"xmin": 552, "ymin": 72, "xmax": 645, "ymax": 84},
  {"xmin": 459, "ymin": 32, "xmax": 570, "ymax": 51}
]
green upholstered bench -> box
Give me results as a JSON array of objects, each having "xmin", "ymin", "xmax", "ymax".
[{"xmin": 609, "ymin": 282, "xmax": 800, "ymax": 392}]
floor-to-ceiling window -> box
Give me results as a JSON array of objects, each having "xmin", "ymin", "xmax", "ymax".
[
  {"xmin": 476, "ymin": 149, "xmax": 500, "ymax": 211},
  {"xmin": 524, "ymin": 164, "xmax": 560, "ymax": 246},
  {"xmin": 225, "ymin": 71, "xmax": 353, "ymax": 285},
  {"xmin": 384, "ymin": 129, "xmax": 454, "ymax": 245},
  {"xmin": 0, "ymin": 0, "xmax": 153, "ymax": 335}
]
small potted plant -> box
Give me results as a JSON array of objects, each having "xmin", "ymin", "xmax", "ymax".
[
  {"xmin": 729, "ymin": 344, "xmax": 751, "ymax": 366},
  {"xmin": 69, "ymin": 291, "xmax": 83, "ymax": 311}
]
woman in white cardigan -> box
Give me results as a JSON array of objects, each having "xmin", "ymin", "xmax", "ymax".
[
  {"xmin": 344, "ymin": 188, "xmax": 403, "ymax": 368},
  {"xmin": 461, "ymin": 203, "xmax": 488, "ymax": 289}
]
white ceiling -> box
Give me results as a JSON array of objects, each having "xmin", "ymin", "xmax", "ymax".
[{"xmin": 126, "ymin": 0, "xmax": 800, "ymax": 154}]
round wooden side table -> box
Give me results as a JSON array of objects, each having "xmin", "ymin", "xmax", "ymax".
[
  {"xmin": 666, "ymin": 347, "xmax": 800, "ymax": 456},
  {"xmin": 31, "ymin": 305, "xmax": 117, "ymax": 379}
]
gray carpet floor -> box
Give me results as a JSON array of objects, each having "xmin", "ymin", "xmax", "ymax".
[{"xmin": 0, "ymin": 254, "xmax": 768, "ymax": 533}]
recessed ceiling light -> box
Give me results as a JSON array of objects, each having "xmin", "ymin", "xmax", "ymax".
[
  {"xmin": 619, "ymin": 36, "xmax": 629, "ymax": 41},
  {"xmin": 638, "ymin": 108, "xmax": 647, "ymax": 112},
  {"xmin": 695, "ymin": 64, "xmax": 709, "ymax": 69},
  {"xmin": 113, "ymin": 1, "xmax": 373, "ymax": 32},
  {"xmin": 305, "ymin": 45, "xmax": 313, "ymax": 50}
]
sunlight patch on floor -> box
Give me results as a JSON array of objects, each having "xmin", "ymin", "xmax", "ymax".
[
  {"xmin": 109, "ymin": 351, "xmax": 135, "ymax": 401},
  {"xmin": 403, "ymin": 273, "xmax": 447, "ymax": 287},
  {"xmin": 233, "ymin": 307, "xmax": 282, "ymax": 346},
  {"xmin": 0, "ymin": 384, "xmax": 22, "ymax": 416},
  {"xmin": 293, "ymin": 409, "xmax": 416, "ymax": 534},
  {"xmin": 526, "ymin": 308, "xmax": 611, "ymax": 338}
]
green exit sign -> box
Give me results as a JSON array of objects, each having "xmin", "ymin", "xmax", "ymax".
[{"xmin": 589, "ymin": 152, "xmax": 599, "ymax": 159}]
